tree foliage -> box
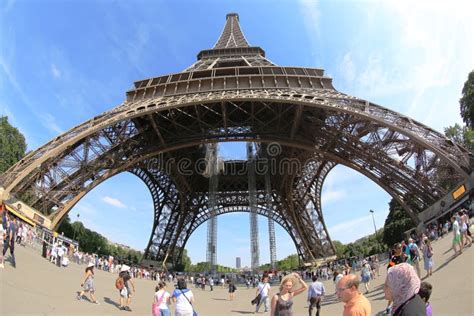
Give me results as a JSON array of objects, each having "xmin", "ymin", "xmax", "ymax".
[
  {"xmin": 382, "ymin": 198, "xmax": 416, "ymax": 247},
  {"xmin": 260, "ymin": 254, "xmax": 299, "ymax": 271},
  {"xmin": 341, "ymin": 230, "xmax": 388, "ymax": 258},
  {"xmin": 186, "ymin": 261, "xmax": 237, "ymax": 273},
  {"xmin": 444, "ymin": 123, "xmax": 474, "ymax": 151},
  {"xmin": 332, "ymin": 240, "xmax": 347, "ymax": 258},
  {"xmin": 57, "ymin": 215, "xmax": 143, "ymax": 263},
  {"xmin": 0, "ymin": 116, "xmax": 27, "ymax": 173},
  {"xmin": 460, "ymin": 70, "xmax": 474, "ymax": 128}
]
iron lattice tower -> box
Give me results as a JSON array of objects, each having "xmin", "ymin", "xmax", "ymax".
[
  {"xmin": 205, "ymin": 143, "xmax": 219, "ymax": 272},
  {"xmin": 247, "ymin": 142, "xmax": 260, "ymax": 271},
  {"xmin": 1, "ymin": 13, "xmax": 472, "ymax": 267},
  {"xmin": 265, "ymin": 158, "xmax": 277, "ymax": 269}
]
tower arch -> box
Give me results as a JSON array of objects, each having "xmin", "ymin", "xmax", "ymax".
[{"xmin": 1, "ymin": 13, "xmax": 471, "ymax": 264}]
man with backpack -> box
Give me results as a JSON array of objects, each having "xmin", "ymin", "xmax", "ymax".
[
  {"xmin": 117, "ymin": 265, "xmax": 135, "ymax": 311},
  {"xmin": 406, "ymin": 238, "xmax": 421, "ymax": 276}
]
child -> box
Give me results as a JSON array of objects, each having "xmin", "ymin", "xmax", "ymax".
[
  {"xmin": 418, "ymin": 281, "xmax": 433, "ymax": 316},
  {"xmin": 153, "ymin": 281, "xmax": 171, "ymax": 316}
]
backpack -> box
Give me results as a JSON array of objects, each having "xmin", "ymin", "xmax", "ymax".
[
  {"xmin": 115, "ymin": 276, "xmax": 125, "ymax": 290},
  {"xmin": 409, "ymin": 245, "xmax": 418, "ymax": 259}
]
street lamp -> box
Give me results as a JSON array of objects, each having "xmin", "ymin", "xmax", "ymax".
[{"xmin": 369, "ymin": 210, "xmax": 377, "ymax": 236}]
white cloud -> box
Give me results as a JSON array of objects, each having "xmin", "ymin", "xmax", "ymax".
[
  {"xmin": 328, "ymin": 209, "xmax": 389, "ymax": 243},
  {"xmin": 298, "ymin": 0, "xmax": 321, "ymax": 51},
  {"xmin": 338, "ymin": 52, "xmax": 356, "ymax": 83},
  {"xmin": 38, "ymin": 112, "xmax": 63, "ymax": 135},
  {"xmin": 50, "ymin": 63, "xmax": 61, "ymax": 78},
  {"xmin": 102, "ymin": 196, "xmax": 126, "ymax": 208},
  {"xmin": 321, "ymin": 189, "xmax": 346, "ymax": 205}
]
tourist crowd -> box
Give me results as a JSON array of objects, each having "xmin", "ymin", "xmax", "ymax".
[{"xmin": 1, "ymin": 204, "xmax": 472, "ymax": 316}]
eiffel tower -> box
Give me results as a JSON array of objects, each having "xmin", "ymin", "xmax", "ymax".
[{"xmin": 1, "ymin": 13, "xmax": 472, "ymax": 268}]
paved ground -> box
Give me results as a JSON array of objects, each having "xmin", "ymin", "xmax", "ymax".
[{"xmin": 1, "ymin": 233, "xmax": 472, "ymax": 315}]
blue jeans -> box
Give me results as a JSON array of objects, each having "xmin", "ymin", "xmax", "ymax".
[
  {"xmin": 2, "ymin": 238, "xmax": 15, "ymax": 267},
  {"xmin": 160, "ymin": 309, "xmax": 170, "ymax": 316},
  {"xmin": 256, "ymin": 296, "xmax": 269, "ymax": 312}
]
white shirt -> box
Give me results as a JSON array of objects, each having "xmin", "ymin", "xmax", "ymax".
[
  {"xmin": 173, "ymin": 290, "xmax": 193, "ymax": 313},
  {"xmin": 453, "ymin": 220, "xmax": 460, "ymax": 236},
  {"xmin": 257, "ymin": 282, "xmax": 270, "ymax": 297},
  {"xmin": 154, "ymin": 290, "xmax": 170, "ymax": 310}
]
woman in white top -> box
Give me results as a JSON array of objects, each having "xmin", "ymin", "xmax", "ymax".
[
  {"xmin": 153, "ymin": 281, "xmax": 171, "ymax": 316},
  {"xmin": 171, "ymin": 279, "xmax": 194, "ymax": 316}
]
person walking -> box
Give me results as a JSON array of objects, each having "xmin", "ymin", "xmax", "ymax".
[
  {"xmin": 172, "ymin": 278, "xmax": 195, "ymax": 316},
  {"xmin": 451, "ymin": 215, "xmax": 462, "ymax": 255},
  {"xmin": 118, "ymin": 265, "xmax": 135, "ymax": 311},
  {"xmin": 333, "ymin": 269, "xmax": 343, "ymax": 293},
  {"xmin": 77, "ymin": 262, "xmax": 100, "ymax": 304},
  {"xmin": 384, "ymin": 263, "xmax": 425, "ymax": 316},
  {"xmin": 255, "ymin": 275, "xmax": 271, "ymax": 313},
  {"xmin": 307, "ymin": 275, "xmax": 325, "ymax": 316},
  {"xmin": 360, "ymin": 260, "xmax": 371, "ymax": 294},
  {"xmin": 406, "ymin": 238, "xmax": 421, "ymax": 276},
  {"xmin": 228, "ymin": 279, "xmax": 237, "ymax": 301},
  {"xmin": 460, "ymin": 210, "xmax": 472, "ymax": 247},
  {"xmin": 422, "ymin": 238, "xmax": 434, "ymax": 278},
  {"xmin": 270, "ymin": 272, "xmax": 308, "ymax": 316},
  {"xmin": 2, "ymin": 214, "xmax": 16, "ymax": 268},
  {"xmin": 153, "ymin": 281, "xmax": 171, "ymax": 316},
  {"xmin": 336, "ymin": 274, "xmax": 371, "ymax": 316},
  {"xmin": 209, "ymin": 277, "xmax": 214, "ymax": 291}
]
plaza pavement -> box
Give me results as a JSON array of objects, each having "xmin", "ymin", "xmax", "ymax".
[{"xmin": 1, "ymin": 232, "xmax": 472, "ymax": 316}]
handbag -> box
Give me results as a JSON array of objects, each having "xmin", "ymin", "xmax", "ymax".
[
  {"xmin": 180, "ymin": 289, "xmax": 198, "ymax": 316},
  {"xmin": 251, "ymin": 293, "xmax": 261, "ymax": 305},
  {"xmin": 152, "ymin": 291, "xmax": 166, "ymax": 316},
  {"xmin": 251, "ymin": 283, "xmax": 266, "ymax": 305}
]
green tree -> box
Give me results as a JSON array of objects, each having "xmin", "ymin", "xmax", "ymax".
[
  {"xmin": 0, "ymin": 116, "xmax": 27, "ymax": 173},
  {"xmin": 444, "ymin": 124, "xmax": 474, "ymax": 151},
  {"xmin": 277, "ymin": 254, "xmax": 299, "ymax": 270},
  {"xmin": 382, "ymin": 198, "xmax": 416, "ymax": 247},
  {"xmin": 332, "ymin": 240, "xmax": 347, "ymax": 258},
  {"xmin": 460, "ymin": 70, "xmax": 474, "ymax": 128}
]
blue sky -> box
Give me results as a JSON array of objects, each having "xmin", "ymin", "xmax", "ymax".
[{"xmin": 1, "ymin": 1, "xmax": 473, "ymax": 267}]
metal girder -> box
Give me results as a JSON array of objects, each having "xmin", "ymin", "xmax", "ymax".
[{"xmin": 1, "ymin": 13, "xmax": 472, "ymax": 266}]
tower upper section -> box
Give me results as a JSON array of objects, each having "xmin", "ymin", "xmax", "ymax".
[
  {"xmin": 213, "ymin": 13, "xmax": 250, "ymax": 49},
  {"xmin": 127, "ymin": 13, "xmax": 334, "ymax": 101},
  {"xmin": 189, "ymin": 13, "xmax": 269, "ymax": 71}
]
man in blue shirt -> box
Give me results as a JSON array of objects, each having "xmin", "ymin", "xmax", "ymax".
[
  {"xmin": 2, "ymin": 213, "xmax": 16, "ymax": 268},
  {"xmin": 308, "ymin": 275, "xmax": 325, "ymax": 316}
]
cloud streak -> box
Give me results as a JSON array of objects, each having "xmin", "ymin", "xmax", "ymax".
[
  {"xmin": 51, "ymin": 63, "xmax": 61, "ymax": 78},
  {"xmin": 102, "ymin": 196, "xmax": 126, "ymax": 208}
]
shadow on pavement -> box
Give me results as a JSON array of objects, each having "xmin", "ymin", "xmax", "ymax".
[
  {"xmin": 433, "ymin": 253, "xmax": 458, "ymax": 274},
  {"xmin": 104, "ymin": 297, "xmax": 121, "ymax": 308},
  {"xmin": 230, "ymin": 310, "xmax": 255, "ymax": 314},
  {"xmin": 212, "ymin": 298, "xmax": 228, "ymax": 301}
]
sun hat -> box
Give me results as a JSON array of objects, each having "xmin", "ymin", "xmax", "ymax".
[
  {"xmin": 120, "ymin": 264, "xmax": 130, "ymax": 272},
  {"xmin": 87, "ymin": 262, "xmax": 95, "ymax": 268}
]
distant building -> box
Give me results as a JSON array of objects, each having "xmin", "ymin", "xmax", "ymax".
[{"xmin": 236, "ymin": 257, "xmax": 241, "ymax": 269}]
